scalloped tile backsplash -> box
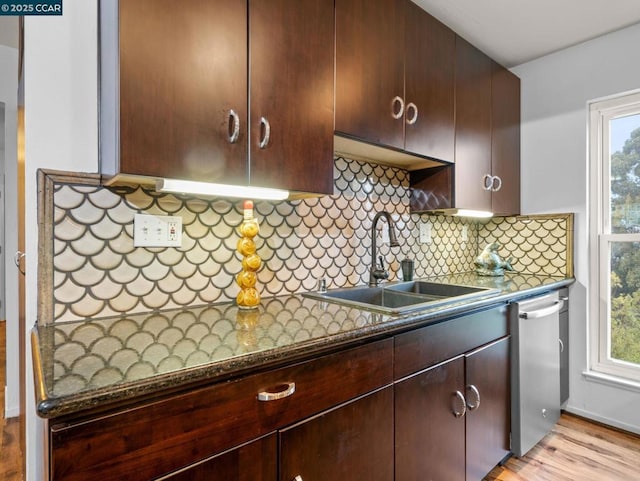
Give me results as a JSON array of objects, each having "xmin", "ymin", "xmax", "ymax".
[{"xmin": 42, "ymin": 157, "xmax": 572, "ymax": 323}]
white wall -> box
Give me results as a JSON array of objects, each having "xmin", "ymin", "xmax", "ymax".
[
  {"xmin": 0, "ymin": 44, "xmax": 19, "ymax": 419},
  {"xmin": 24, "ymin": 1, "xmax": 98, "ymax": 479},
  {"xmin": 513, "ymin": 23, "xmax": 640, "ymax": 433}
]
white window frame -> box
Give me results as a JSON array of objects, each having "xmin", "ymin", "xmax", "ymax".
[{"xmin": 589, "ymin": 90, "xmax": 640, "ymax": 383}]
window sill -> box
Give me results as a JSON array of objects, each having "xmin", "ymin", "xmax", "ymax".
[{"xmin": 582, "ymin": 370, "xmax": 640, "ymax": 393}]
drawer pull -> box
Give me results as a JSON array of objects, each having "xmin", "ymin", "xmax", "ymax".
[
  {"xmin": 258, "ymin": 382, "xmax": 296, "ymax": 401},
  {"xmin": 293, "ymin": 476, "xmax": 303, "ymax": 481},
  {"xmin": 452, "ymin": 390, "xmax": 466, "ymax": 418}
]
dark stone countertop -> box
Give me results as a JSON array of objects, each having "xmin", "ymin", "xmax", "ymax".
[{"xmin": 32, "ymin": 271, "xmax": 573, "ymax": 418}]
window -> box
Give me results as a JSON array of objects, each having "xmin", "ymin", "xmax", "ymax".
[{"xmin": 589, "ymin": 91, "xmax": 640, "ymax": 383}]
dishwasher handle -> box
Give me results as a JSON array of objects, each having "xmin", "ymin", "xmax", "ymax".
[{"xmin": 519, "ymin": 300, "xmax": 564, "ymax": 319}]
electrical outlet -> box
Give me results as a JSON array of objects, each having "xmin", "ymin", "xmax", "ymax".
[
  {"xmin": 461, "ymin": 225, "xmax": 468, "ymax": 242},
  {"xmin": 419, "ymin": 222, "xmax": 432, "ymax": 244},
  {"xmin": 134, "ymin": 214, "xmax": 182, "ymax": 247}
]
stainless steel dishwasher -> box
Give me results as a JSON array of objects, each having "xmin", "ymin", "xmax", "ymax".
[{"xmin": 511, "ymin": 291, "xmax": 564, "ymax": 457}]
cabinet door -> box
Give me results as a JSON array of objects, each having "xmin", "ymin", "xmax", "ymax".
[
  {"xmin": 118, "ymin": 0, "xmax": 247, "ymax": 184},
  {"xmin": 491, "ymin": 62, "xmax": 521, "ymax": 215},
  {"xmin": 465, "ymin": 337, "xmax": 511, "ymax": 481},
  {"xmin": 162, "ymin": 435, "xmax": 276, "ymax": 481},
  {"xmin": 335, "ymin": 0, "xmax": 405, "ymax": 149},
  {"xmin": 280, "ymin": 387, "xmax": 394, "ymax": 481},
  {"xmin": 395, "ymin": 357, "xmax": 466, "ymax": 481},
  {"xmin": 249, "ymin": 0, "xmax": 334, "ymax": 195},
  {"xmin": 454, "ymin": 36, "xmax": 492, "ymax": 211},
  {"xmin": 404, "ymin": 2, "xmax": 455, "ymax": 162}
]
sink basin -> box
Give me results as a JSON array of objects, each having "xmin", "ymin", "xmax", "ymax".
[
  {"xmin": 302, "ymin": 281, "xmax": 500, "ymax": 315},
  {"xmin": 385, "ymin": 281, "xmax": 492, "ymax": 299}
]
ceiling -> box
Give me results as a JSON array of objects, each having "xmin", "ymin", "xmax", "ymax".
[
  {"xmin": 1, "ymin": 3, "xmax": 640, "ymax": 67},
  {"xmin": 413, "ymin": 0, "xmax": 640, "ymax": 67}
]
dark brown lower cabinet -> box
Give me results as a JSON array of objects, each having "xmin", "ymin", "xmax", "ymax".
[
  {"xmin": 162, "ymin": 434, "xmax": 277, "ymax": 481},
  {"xmin": 395, "ymin": 356, "xmax": 466, "ymax": 481},
  {"xmin": 465, "ymin": 337, "xmax": 511, "ymax": 481},
  {"xmin": 280, "ymin": 387, "xmax": 394, "ymax": 481},
  {"xmin": 395, "ymin": 337, "xmax": 510, "ymax": 481}
]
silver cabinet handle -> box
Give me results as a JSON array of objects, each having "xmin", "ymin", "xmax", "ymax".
[
  {"xmin": 257, "ymin": 382, "xmax": 295, "ymax": 401},
  {"xmin": 452, "ymin": 390, "xmax": 466, "ymax": 418},
  {"xmin": 465, "ymin": 384, "xmax": 481, "ymax": 411},
  {"xmin": 406, "ymin": 102, "xmax": 418, "ymax": 124},
  {"xmin": 228, "ymin": 109, "xmax": 240, "ymax": 143},
  {"xmin": 391, "ymin": 95, "xmax": 405, "ymax": 120},
  {"xmin": 559, "ymin": 338, "xmax": 565, "ymax": 353},
  {"xmin": 492, "ymin": 175, "xmax": 503, "ymax": 192},
  {"xmin": 259, "ymin": 116, "xmax": 271, "ymax": 149},
  {"xmin": 482, "ymin": 174, "xmax": 493, "ymax": 191},
  {"xmin": 519, "ymin": 300, "xmax": 564, "ymax": 319}
]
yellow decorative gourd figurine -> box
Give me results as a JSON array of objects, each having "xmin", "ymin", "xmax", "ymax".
[{"xmin": 236, "ymin": 200, "xmax": 261, "ymax": 309}]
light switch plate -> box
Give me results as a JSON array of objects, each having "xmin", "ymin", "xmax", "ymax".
[
  {"xmin": 419, "ymin": 221, "xmax": 431, "ymax": 244},
  {"xmin": 134, "ymin": 214, "xmax": 182, "ymax": 247},
  {"xmin": 462, "ymin": 225, "xmax": 468, "ymax": 242}
]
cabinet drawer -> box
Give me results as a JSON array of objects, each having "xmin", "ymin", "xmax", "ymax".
[
  {"xmin": 50, "ymin": 339, "xmax": 393, "ymax": 481},
  {"xmin": 394, "ymin": 305, "xmax": 507, "ymax": 379}
]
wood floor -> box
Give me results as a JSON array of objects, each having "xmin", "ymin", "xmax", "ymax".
[
  {"xmin": 1, "ymin": 321, "xmax": 23, "ymax": 481},
  {"xmin": 484, "ymin": 413, "xmax": 640, "ymax": 481},
  {"xmin": 1, "ymin": 317, "xmax": 639, "ymax": 481}
]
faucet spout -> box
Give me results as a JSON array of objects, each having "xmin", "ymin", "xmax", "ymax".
[{"xmin": 369, "ymin": 211, "xmax": 400, "ymax": 287}]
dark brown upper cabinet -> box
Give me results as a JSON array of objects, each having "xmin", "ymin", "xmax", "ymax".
[
  {"xmin": 410, "ymin": 37, "xmax": 520, "ymax": 215},
  {"xmin": 454, "ymin": 36, "xmax": 493, "ymax": 212},
  {"xmin": 335, "ymin": 0, "xmax": 454, "ymax": 166},
  {"xmin": 491, "ymin": 61, "xmax": 521, "ymax": 216},
  {"xmin": 248, "ymin": 0, "xmax": 334, "ymax": 195},
  {"xmin": 100, "ymin": 0, "xmax": 334, "ymax": 196},
  {"xmin": 335, "ymin": 0, "xmax": 404, "ymax": 149},
  {"xmin": 404, "ymin": 1, "xmax": 455, "ymax": 163}
]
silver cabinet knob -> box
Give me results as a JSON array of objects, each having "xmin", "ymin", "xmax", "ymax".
[
  {"xmin": 228, "ymin": 109, "xmax": 240, "ymax": 143},
  {"xmin": 406, "ymin": 102, "xmax": 418, "ymax": 125},
  {"xmin": 452, "ymin": 390, "xmax": 467, "ymax": 418},
  {"xmin": 391, "ymin": 95, "xmax": 405, "ymax": 120},
  {"xmin": 465, "ymin": 384, "xmax": 481, "ymax": 411},
  {"xmin": 482, "ymin": 174, "xmax": 493, "ymax": 191},
  {"xmin": 259, "ymin": 116, "xmax": 271, "ymax": 149}
]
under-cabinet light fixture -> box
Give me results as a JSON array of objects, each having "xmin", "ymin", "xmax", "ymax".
[
  {"xmin": 452, "ymin": 209, "xmax": 494, "ymax": 218},
  {"xmin": 156, "ymin": 179, "xmax": 290, "ymax": 201}
]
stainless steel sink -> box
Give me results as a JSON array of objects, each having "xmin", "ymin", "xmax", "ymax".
[{"xmin": 302, "ymin": 281, "xmax": 500, "ymax": 315}]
